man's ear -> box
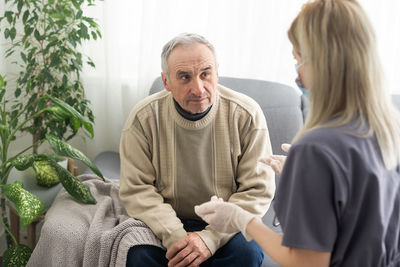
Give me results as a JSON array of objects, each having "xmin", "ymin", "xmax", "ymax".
[{"xmin": 161, "ymin": 72, "xmax": 171, "ymax": 92}]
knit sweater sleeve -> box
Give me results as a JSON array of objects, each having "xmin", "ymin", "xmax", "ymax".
[
  {"xmin": 119, "ymin": 118, "xmax": 187, "ymax": 250},
  {"xmin": 229, "ymin": 105, "xmax": 275, "ymax": 216}
]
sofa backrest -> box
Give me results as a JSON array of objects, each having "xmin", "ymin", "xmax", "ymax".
[{"xmin": 149, "ymin": 76, "xmax": 305, "ymax": 155}]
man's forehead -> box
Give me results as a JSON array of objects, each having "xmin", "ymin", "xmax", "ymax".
[
  {"xmin": 168, "ymin": 44, "xmax": 215, "ymax": 69},
  {"xmin": 172, "ymin": 61, "xmax": 214, "ymax": 74}
]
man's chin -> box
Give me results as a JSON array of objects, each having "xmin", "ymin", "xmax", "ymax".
[{"xmin": 191, "ymin": 106, "xmax": 210, "ymax": 114}]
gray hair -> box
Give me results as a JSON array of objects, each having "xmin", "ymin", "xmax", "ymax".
[{"xmin": 161, "ymin": 33, "xmax": 217, "ymax": 76}]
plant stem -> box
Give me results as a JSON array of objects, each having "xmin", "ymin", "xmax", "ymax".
[
  {"xmin": 0, "ymin": 195, "xmax": 17, "ymax": 248},
  {"xmin": 6, "ymin": 109, "xmax": 47, "ymax": 149}
]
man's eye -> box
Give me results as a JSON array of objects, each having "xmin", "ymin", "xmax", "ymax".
[
  {"xmin": 202, "ymin": 72, "xmax": 210, "ymax": 78},
  {"xmin": 181, "ymin": 75, "xmax": 190, "ymax": 80}
]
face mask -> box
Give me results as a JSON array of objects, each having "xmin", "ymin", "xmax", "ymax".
[{"xmin": 295, "ymin": 63, "xmax": 308, "ymax": 96}]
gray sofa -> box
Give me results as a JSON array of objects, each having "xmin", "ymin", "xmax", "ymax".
[{"xmin": 90, "ymin": 77, "xmax": 400, "ymax": 267}]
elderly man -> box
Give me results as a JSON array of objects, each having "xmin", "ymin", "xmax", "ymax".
[{"xmin": 120, "ymin": 33, "xmax": 275, "ymax": 267}]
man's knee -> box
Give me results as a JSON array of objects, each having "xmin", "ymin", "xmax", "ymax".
[
  {"xmin": 212, "ymin": 233, "xmax": 264, "ymax": 266},
  {"xmin": 126, "ymin": 245, "xmax": 167, "ymax": 267}
]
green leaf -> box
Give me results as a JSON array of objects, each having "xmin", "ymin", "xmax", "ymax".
[
  {"xmin": 20, "ymin": 52, "xmax": 27, "ymax": 63},
  {"xmin": 49, "ymin": 53, "xmax": 61, "ymax": 67},
  {"xmin": 79, "ymin": 22, "xmax": 88, "ymax": 39},
  {"xmin": 87, "ymin": 59, "xmax": 95, "ymax": 67},
  {"xmin": 11, "ymin": 154, "xmax": 37, "ymax": 171},
  {"xmin": 90, "ymin": 31, "xmax": 97, "ymax": 40},
  {"xmin": 14, "ymin": 87, "xmax": 21, "ymax": 97},
  {"xmin": 17, "ymin": 0, "xmax": 23, "ymax": 13},
  {"xmin": 0, "ymin": 89, "xmax": 5, "ymax": 102},
  {"xmin": 0, "ymin": 74, "xmax": 4, "ymax": 88},
  {"xmin": 96, "ymin": 29, "xmax": 102, "ymax": 38},
  {"xmin": 76, "ymin": 10, "xmax": 82, "ymax": 19},
  {"xmin": 4, "ymin": 28, "xmax": 10, "ymax": 39},
  {"xmin": 46, "ymin": 134, "xmax": 104, "ymax": 180},
  {"xmin": 24, "ymin": 25, "xmax": 33, "ymax": 36},
  {"xmin": 70, "ymin": 116, "xmax": 81, "ymax": 131},
  {"xmin": 46, "ymin": 95, "xmax": 94, "ymax": 137},
  {"xmin": 82, "ymin": 16, "xmax": 98, "ymax": 28},
  {"xmin": 62, "ymin": 74, "xmax": 68, "ymax": 86},
  {"xmin": 33, "ymin": 160, "xmax": 60, "ymax": 187},
  {"xmin": 71, "ymin": 0, "xmax": 80, "ymax": 9},
  {"xmin": 2, "ymin": 244, "xmax": 32, "ymax": 267},
  {"xmin": 5, "ymin": 49, "xmax": 14, "ymax": 58},
  {"xmin": 83, "ymin": 122, "xmax": 94, "ymax": 137},
  {"xmin": 5, "ymin": 11, "xmax": 13, "ymax": 24},
  {"xmin": 9, "ymin": 27, "xmax": 16, "ymax": 41},
  {"xmin": 22, "ymin": 10, "xmax": 29, "ymax": 24},
  {"xmin": 46, "ymin": 106, "xmax": 70, "ymax": 121},
  {"xmin": 34, "ymin": 29, "xmax": 41, "ymax": 41},
  {"xmin": 50, "ymin": 161, "xmax": 97, "ymax": 204},
  {"xmin": 3, "ymin": 181, "xmax": 45, "ymax": 228},
  {"xmin": 42, "ymin": 68, "xmax": 55, "ymax": 82}
]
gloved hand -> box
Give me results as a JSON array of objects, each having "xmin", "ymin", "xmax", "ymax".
[
  {"xmin": 195, "ymin": 196, "xmax": 257, "ymax": 241},
  {"xmin": 259, "ymin": 143, "xmax": 291, "ymax": 176}
]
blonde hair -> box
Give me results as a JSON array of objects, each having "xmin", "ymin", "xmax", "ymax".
[{"xmin": 289, "ymin": 0, "xmax": 400, "ymax": 169}]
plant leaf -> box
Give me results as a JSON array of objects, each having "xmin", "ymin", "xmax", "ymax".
[
  {"xmin": 24, "ymin": 25, "xmax": 33, "ymax": 36},
  {"xmin": 11, "ymin": 154, "xmax": 37, "ymax": 171},
  {"xmin": 3, "ymin": 181, "xmax": 45, "ymax": 228},
  {"xmin": 4, "ymin": 28, "xmax": 10, "ymax": 39},
  {"xmin": 46, "ymin": 95, "xmax": 94, "ymax": 138},
  {"xmin": 5, "ymin": 11, "xmax": 13, "ymax": 24},
  {"xmin": 33, "ymin": 160, "xmax": 60, "ymax": 187},
  {"xmin": 50, "ymin": 161, "xmax": 97, "ymax": 204},
  {"xmin": 14, "ymin": 87, "xmax": 21, "ymax": 97},
  {"xmin": 2, "ymin": 244, "xmax": 32, "ymax": 267},
  {"xmin": 34, "ymin": 29, "xmax": 41, "ymax": 41},
  {"xmin": 9, "ymin": 27, "xmax": 16, "ymax": 41},
  {"xmin": 46, "ymin": 134, "xmax": 104, "ymax": 180},
  {"xmin": 46, "ymin": 106, "xmax": 71, "ymax": 121},
  {"xmin": 0, "ymin": 89, "xmax": 5, "ymax": 102},
  {"xmin": 82, "ymin": 121, "xmax": 94, "ymax": 137},
  {"xmin": 0, "ymin": 74, "xmax": 4, "ymax": 88},
  {"xmin": 22, "ymin": 10, "xmax": 29, "ymax": 24},
  {"xmin": 17, "ymin": 0, "xmax": 23, "ymax": 13}
]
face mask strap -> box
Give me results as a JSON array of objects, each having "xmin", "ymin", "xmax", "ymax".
[{"xmin": 294, "ymin": 63, "xmax": 307, "ymax": 96}]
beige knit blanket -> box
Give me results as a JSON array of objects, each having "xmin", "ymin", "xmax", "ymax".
[{"xmin": 27, "ymin": 174, "xmax": 163, "ymax": 267}]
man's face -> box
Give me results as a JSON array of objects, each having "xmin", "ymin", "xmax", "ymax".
[{"xmin": 162, "ymin": 43, "xmax": 218, "ymax": 114}]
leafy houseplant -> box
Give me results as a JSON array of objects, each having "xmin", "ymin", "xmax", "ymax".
[
  {"xmin": 0, "ymin": 0, "xmax": 101, "ymax": 153},
  {"xmin": 0, "ymin": 0, "xmax": 103, "ymax": 263},
  {"xmin": 0, "ymin": 74, "xmax": 104, "ymax": 266}
]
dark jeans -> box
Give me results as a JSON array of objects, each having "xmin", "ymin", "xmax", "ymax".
[{"xmin": 126, "ymin": 219, "xmax": 264, "ymax": 267}]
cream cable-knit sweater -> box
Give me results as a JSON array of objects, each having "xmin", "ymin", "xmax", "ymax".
[{"xmin": 120, "ymin": 85, "xmax": 275, "ymax": 254}]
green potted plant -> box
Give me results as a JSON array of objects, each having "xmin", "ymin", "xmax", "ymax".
[
  {"xmin": 0, "ymin": 0, "xmax": 104, "ymax": 265},
  {"xmin": 0, "ymin": 74, "xmax": 104, "ymax": 266},
  {"xmin": 0, "ymin": 0, "xmax": 101, "ymax": 153}
]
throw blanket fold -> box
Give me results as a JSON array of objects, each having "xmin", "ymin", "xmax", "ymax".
[{"xmin": 27, "ymin": 174, "xmax": 163, "ymax": 267}]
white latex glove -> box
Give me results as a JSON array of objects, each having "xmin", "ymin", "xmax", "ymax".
[
  {"xmin": 195, "ymin": 196, "xmax": 257, "ymax": 241},
  {"xmin": 259, "ymin": 143, "xmax": 291, "ymax": 176}
]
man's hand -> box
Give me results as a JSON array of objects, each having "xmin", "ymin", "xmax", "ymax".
[
  {"xmin": 166, "ymin": 232, "xmax": 211, "ymax": 267},
  {"xmin": 259, "ymin": 143, "xmax": 291, "ymax": 176}
]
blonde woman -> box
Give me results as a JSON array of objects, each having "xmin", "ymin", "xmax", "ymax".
[{"xmin": 195, "ymin": 0, "xmax": 400, "ymax": 266}]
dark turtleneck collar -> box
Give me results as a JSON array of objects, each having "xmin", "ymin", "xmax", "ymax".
[{"xmin": 173, "ymin": 98, "xmax": 212, "ymax": 121}]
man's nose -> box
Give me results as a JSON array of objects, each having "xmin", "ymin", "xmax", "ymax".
[{"xmin": 190, "ymin": 78, "xmax": 205, "ymax": 95}]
